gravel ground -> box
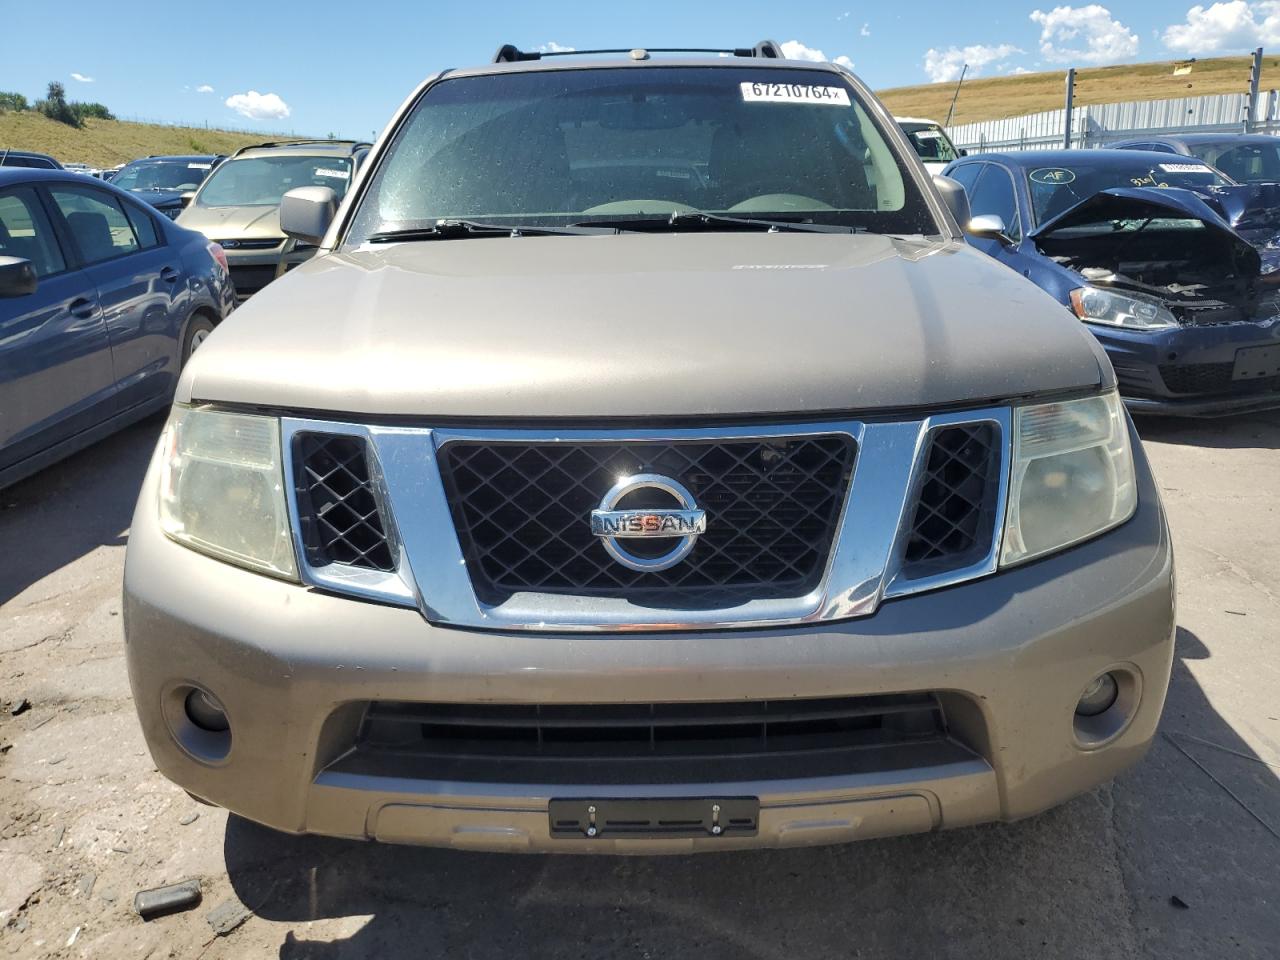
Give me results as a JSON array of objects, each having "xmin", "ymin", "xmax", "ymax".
[{"xmin": 1, "ymin": 410, "xmax": 1277, "ymax": 959}]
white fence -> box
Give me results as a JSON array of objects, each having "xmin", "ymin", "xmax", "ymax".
[{"xmin": 946, "ymin": 91, "xmax": 1280, "ymax": 152}]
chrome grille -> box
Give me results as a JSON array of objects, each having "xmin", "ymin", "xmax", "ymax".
[
  {"xmin": 294, "ymin": 434, "xmax": 395, "ymax": 572},
  {"xmin": 903, "ymin": 424, "xmax": 999, "ymax": 570},
  {"xmin": 437, "ymin": 436, "xmax": 856, "ymax": 597}
]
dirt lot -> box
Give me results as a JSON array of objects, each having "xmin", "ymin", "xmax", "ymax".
[{"xmin": 1, "ymin": 411, "xmax": 1277, "ymax": 959}]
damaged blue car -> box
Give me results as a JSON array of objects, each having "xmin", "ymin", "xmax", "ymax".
[{"xmin": 944, "ymin": 149, "xmax": 1280, "ymax": 416}]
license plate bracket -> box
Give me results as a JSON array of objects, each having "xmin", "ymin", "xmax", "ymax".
[
  {"xmin": 549, "ymin": 797, "xmax": 759, "ymax": 839},
  {"xmin": 1233, "ymin": 344, "xmax": 1280, "ymax": 381}
]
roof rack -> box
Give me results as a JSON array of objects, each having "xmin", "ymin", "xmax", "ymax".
[{"xmin": 492, "ymin": 40, "xmax": 784, "ymax": 63}]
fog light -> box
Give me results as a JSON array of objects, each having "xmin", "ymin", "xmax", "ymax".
[
  {"xmin": 1076, "ymin": 673, "xmax": 1119, "ymax": 717},
  {"xmin": 184, "ymin": 688, "xmax": 229, "ymax": 732}
]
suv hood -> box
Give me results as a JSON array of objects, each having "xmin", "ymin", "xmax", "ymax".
[
  {"xmin": 179, "ymin": 232, "xmax": 1106, "ymax": 419},
  {"xmin": 177, "ymin": 203, "xmax": 282, "ymax": 240}
]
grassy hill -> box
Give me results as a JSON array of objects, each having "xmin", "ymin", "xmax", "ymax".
[
  {"xmin": 0, "ymin": 112, "xmax": 291, "ymax": 167},
  {"xmin": 878, "ymin": 54, "xmax": 1280, "ymax": 127}
]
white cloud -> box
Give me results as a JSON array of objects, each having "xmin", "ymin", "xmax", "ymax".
[
  {"xmin": 539, "ymin": 41, "xmax": 574, "ymax": 53},
  {"xmin": 780, "ymin": 40, "xmax": 854, "ymax": 69},
  {"xmin": 1029, "ymin": 5, "xmax": 1139, "ymax": 63},
  {"xmin": 1163, "ymin": 1, "xmax": 1280, "ymax": 53},
  {"xmin": 224, "ymin": 90, "xmax": 290, "ymax": 120},
  {"xmin": 1008, "ymin": 65, "xmax": 1033, "ymax": 74},
  {"xmin": 196, "ymin": 84, "xmax": 214, "ymax": 94},
  {"xmin": 70, "ymin": 72, "xmax": 94, "ymax": 83},
  {"xmin": 860, "ymin": 22, "xmax": 871, "ymax": 36},
  {"xmin": 923, "ymin": 43, "xmax": 1024, "ymax": 82}
]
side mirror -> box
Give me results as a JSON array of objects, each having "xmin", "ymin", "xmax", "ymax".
[
  {"xmin": 180, "ymin": 191, "xmax": 196, "ymax": 209},
  {"xmin": 967, "ymin": 213, "xmax": 1015, "ymax": 245},
  {"xmin": 957, "ymin": 148, "xmax": 968, "ymax": 157},
  {"xmin": 0, "ymin": 256, "xmax": 37, "ymax": 298},
  {"xmin": 280, "ymin": 186, "xmax": 338, "ymax": 246},
  {"xmin": 931, "ymin": 174, "xmax": 971, "ymax": 229}
]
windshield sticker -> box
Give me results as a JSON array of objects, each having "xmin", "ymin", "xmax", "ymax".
[
  {"xmin": 1159, "ymin": 162, "xmax": 1212, "ymax": 174},
  {"xmin": 187, "ymin": 162, "xmax": 212, "ymax": 169},
  {"xmin": 913, "ymin": 129, "xmax": 944, "ymax": 140},
  {"xmin": 740, "ymin": 82, "xmax": 851, "ymax": 106},
  {"xmin": 314, "ymin": 168, "xmax": 350, "ymax": 180},
  {"xmin": 1029, "ymin": 168, "xmax": 1076, "ymax": 184}
]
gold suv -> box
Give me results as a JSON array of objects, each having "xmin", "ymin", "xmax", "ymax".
[{"xmin": 177, "ymin": 139, "xmax": 369, "ymax": 299}]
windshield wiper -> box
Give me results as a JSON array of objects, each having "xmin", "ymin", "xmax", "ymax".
[
  {"xmin": 573, "ymin": 210, "xmax": 862, "ymax": 234},
  {"xmin": 366, "ymin": 219, "xmax": 602, "ymax": 242}
]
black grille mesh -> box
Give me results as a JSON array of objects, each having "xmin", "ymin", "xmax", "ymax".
[
  {"xmin": 904, "ymin": 424, "xmax": 999, "ymax": 568},
  {"xmin": 438, "ymin": 437, "xmax": 856, "ymax": 597},
  {"xmin": 1158, "ymin": 362, "xmax": 1280, "ymax": 396},
  {"xmin": 295, "ymin": 434, "xmax": 395, "ymax": 572}
]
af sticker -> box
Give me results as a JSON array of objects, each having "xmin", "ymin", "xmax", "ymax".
[{"xmin": 1029, "ymin": 168, "xmax": 1076, "ymax": 184}]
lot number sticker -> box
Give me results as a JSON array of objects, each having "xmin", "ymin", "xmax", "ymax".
[
  {"xmin": 740, "ymin": 82, "xmax": 850, "ymax": 106},
  {"xmin": 1159, "ymin": 163, "xmax": 1212, "ymax": 174},
  {"xmin": 315, "ymin": 168, "xmax": 350, "ymax": 180}
]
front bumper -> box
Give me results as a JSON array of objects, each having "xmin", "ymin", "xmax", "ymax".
[
  {"xmin": 123, "ymin": 427, "xmax": 1175, "ymax": 853},
  {"xmin": 1098, "ymin": 317, "xmax": 1280, "ymax": 416}
]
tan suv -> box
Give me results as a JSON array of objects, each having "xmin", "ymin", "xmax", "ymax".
[{"xmin": 177, "ymin": 139, "xmax": 369, "ymax": 299}]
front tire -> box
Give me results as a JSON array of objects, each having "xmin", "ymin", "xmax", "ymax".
[{"xmin": 182, "ymin": 315, "xmax": 216, "ymax": 366}]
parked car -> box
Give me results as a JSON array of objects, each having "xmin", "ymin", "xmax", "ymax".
[
  {"xmin": 944, "ymin": 149, "xmax": 1280, "ymax": 416},
  {"xmin": 0, "ymin": 167, "xmax": 234, "ymax": 488},
  {"xmin": 177, "ymin": 139, "xmax": 370, "ymax": 299},
  {"xmin": 1107, "ymin": 132, "xmax": 1280, "ymax": 184},
  {"xmin": 124, "ymin": 42, "xmax": 1174, "ymax": 853},
  {"xmin": 0, "ymin": 149, "xmax": 62, "ymax": 170},
  {"xmin": 110, "ymin": 155, "xmax": 224, "ymax": 220},
  {"xmin": 896, "ymin": 116, "xmax": 964, "ymax": 173}
]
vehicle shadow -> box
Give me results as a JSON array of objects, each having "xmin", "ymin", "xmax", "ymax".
[
  {"xmin": 1134, "ymin": 408, "xmax": 1280, "ymax": 450},
  {"xmin": 224, "ymin": 627, "xmax": 1280, "ymax": 960},
  {"xmin": 0, "ymin": 413, "xmax": 163, "ymax": 606}
]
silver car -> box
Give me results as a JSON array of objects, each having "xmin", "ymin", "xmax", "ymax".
[{"xmin": 124, "ymin": 41, "xmax": 1175, "ymax": 853}]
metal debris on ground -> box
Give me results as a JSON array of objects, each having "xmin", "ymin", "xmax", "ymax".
[
  {"xmin": 9, "ymin": 698, "xmax": 30, "ymax": 716},
  {"xmin": 134, "ymin": 879, "xmax": 202, "ymax": 920},
  {"xmin": 206, "ymin": 899, "xmax": 253, "ymax": 937}
]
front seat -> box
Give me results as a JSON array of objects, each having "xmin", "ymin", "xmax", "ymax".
[{"xmin": 67, "ymin": 211, "xmax": 117, "ymax": 262}]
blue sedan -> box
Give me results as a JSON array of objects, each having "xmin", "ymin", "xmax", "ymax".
[
  {"xmin": 944, "ymin": 149, "xmax": 1280, "ymax": 416},
  {"xmin": 0, "ymin": 167, "xmax": 234, "ymax": 488}
]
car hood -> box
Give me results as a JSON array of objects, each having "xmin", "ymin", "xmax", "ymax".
[
  {"xmin": 1030, "ymin": 186, "xmax": 1261, "ymax": 274},
  {"xmin": 178, "ymin": 232, "xmax": 1107, "ymax": 419},
  {"xmin": 176, "ymin": 203, "xmax": 282, "ymax": 240},
  {"xmin": 128, "ymin": 188, "xmax": 184, "ymax": 207}
]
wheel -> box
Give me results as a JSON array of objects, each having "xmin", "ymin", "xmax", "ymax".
[{"xmin": 182, "ymin": 315, "xmax": 216, "ymax": 366}]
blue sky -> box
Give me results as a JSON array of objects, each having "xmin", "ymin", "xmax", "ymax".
[{"xmin": 1, "ymin": 1, "xmax": 1276, "ymax": 137}]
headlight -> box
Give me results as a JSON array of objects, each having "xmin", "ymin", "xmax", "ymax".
[
  {"xmin": 158, "ymin": 406, "xmax": 297, "ymax": 579},
  {"xmin": 1001, "ymin": 391, "xmax": 1137, "ymax": 566},
  {"xmin": 1069, "ymin": 286, "xmax": 1177, "ymax": 330}
]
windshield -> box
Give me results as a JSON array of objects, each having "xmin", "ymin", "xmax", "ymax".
[
  {"xmin": 1185, "ymin": 140, "xmax": 1280, "ymax": 183},
  {"xmin": 197, "ymin": 155, "xmax": 352, "ymax": 207},
  {"xmin": 346, "ymin": 66, "xmax": 935, "ymax": 243},
  {"xmin": 112, "ymin": 159, "xmax": 213, "ymax": 192},
  {"xmin": 902, "ymin": 124, "xmax": 958, "ymax": 164},
  {"xmin": 1026, "ymin": 160, "xmax": 1229, "ymax": 224}
]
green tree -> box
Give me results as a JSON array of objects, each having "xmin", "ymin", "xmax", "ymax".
[
  {"xmin": 0, "ymin": 91, "xmax": 29, "ymax": 112},
  {"xmin": 73, "ymin": 102, "xmax": 114, "ymax": 121},
  {"xmin": 36, "ymin": 81, "xmax": 81, "ymax": 127}
]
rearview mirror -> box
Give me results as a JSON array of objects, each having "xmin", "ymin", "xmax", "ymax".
[
  {"xmin": 967, "ymin": 214, "xmax": 1015, "ymax": 245},
  {"xmin": 280, "ymin": 186, "xmax": 338, "ymax": 246},
  {"xmin": 0, "ymin": 256, "xmax": 37, "ymax": 298},
  {"xmin": 931, "ymin": 174, "xmax": 971, "ymax": 229},
  {"xmin": 180, "ymin": 191, "xmax": 196, "ymax": 209}
]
